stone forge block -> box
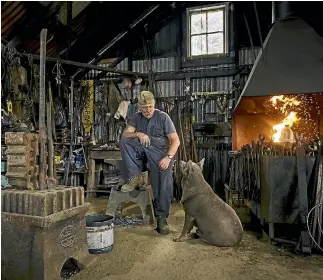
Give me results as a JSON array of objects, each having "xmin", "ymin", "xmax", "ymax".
[
  {"xmin": 5, "ymin": 132, "xmax": 32, "ymax": 146},
  {"xmin": 1, "ymin": 187, "xmax": 93, "ymax": 280},
  {"xmin": 2, "ymin": 187, "xmax": 85, "ymax": 216},
  {"xmin": 5, "ymin": 132, "xmax": 40, "ymax": 190}
]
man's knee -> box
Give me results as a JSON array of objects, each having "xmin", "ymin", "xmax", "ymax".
[{"xmin": 120, "ymin": 137, "xmax": 137, "ymax": 149}]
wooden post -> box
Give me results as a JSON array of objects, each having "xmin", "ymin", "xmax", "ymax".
[{"xmin": 86, "ymin": 158, "xmax": 95, "ymax": 198}]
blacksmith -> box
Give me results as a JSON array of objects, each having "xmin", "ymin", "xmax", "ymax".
[{"xmin": 120, "ymin": 91, "xmax": 180, "ymax": 235}]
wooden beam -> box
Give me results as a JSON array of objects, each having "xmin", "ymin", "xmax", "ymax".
[
  {"xmin": 182, "ymin": 56, "xmax": 235, "ymax": 68},
  {"xmin": 154, "ymin": 68, "xmax": 247, "ymax": 81},
  {"xmin": 8, "ymin": 2, "xmax": 64, "ymax": 47}
]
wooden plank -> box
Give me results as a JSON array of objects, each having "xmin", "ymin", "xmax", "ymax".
[
  {"xmin": 86, "ymin": 158, "xmax": 95, "ymax": 198},
  {"xmin": 89, "ymin": 150, "xmax": 121, "ymax": 160}
]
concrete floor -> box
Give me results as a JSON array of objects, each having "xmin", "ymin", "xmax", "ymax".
[{"xmin": 74, "ymin": 199, "xmax": 323, "ymax": 280}]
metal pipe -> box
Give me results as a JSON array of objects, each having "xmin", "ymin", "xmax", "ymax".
[
  {"xmin": 46, "ymin": 102, "xmax": 54, "ymax": 181},
  {"xmin": 271, "ymin": 1, "xmax": 276, "ymax": 24},
  {"xmin": 39, "ymin": 29, "xmax": 47, "ymax": 190},
  {"xmin": 18, "ymin": 52, "xmax": 147, "ymax": 77},
  {"xmin": 272, "ymin": 1, "xmax": 292, "ymax": 23}
]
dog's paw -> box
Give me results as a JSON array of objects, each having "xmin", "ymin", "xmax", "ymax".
[{"xmin": 173, "ymin": 236, "xmax": 185, "ymax": 242}]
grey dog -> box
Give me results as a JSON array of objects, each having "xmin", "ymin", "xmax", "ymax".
[{"xmin": 173, "ymin": 159, "xmax": 243, "ymax": 247}]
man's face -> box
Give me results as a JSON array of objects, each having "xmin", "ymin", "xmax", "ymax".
[{"xmin": 140, "ymin": 104, "xmax": 155, "ymax": 119}]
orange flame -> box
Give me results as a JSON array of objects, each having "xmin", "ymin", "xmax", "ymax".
[
  {"xmin": 270, "ymin": 96, "xmax": 300, "ymax": 142},
  {"xmin": 272, "ymin": 112, "xmax": 298, "ymax": 142},
  {"xmin": 270, "ymin": 95, "xmax": 300, "ymax": 114}
]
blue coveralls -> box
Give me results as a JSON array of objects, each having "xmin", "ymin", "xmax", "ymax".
[{"xmin": 119, "ymin": 109, "xmax": 175, "ymax": 218}]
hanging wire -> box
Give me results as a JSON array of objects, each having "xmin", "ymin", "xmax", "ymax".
[{"xmin": 307, "ymin": 202, "xmax": 323, "ymax": 252}]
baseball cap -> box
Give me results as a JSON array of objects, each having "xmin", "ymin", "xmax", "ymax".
[{"xmin": 138, "ymin": 91, "xmax": 155, "ymax": 107}]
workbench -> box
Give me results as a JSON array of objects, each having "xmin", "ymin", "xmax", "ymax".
[{"xmin": 86, "ymin": 149, "xmax": 127, "ymax": 198}]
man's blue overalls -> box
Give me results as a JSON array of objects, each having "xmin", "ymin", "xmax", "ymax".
[{"xmin": 119, "ymin": 110, "xmax": 174, "ymax": 218}]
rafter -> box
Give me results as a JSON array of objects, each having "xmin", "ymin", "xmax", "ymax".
[{"xmin": 8, "ymin": 1, "xmax": 64, "ymax": 48}]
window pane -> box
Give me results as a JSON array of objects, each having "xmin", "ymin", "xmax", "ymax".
[
  {"xmin": 191, "ymin": 35, "xmax": 207, "ymax": 56},
  {"xmin": 208, "ymin": 33, "xmax": 224, "ymax": 54},
  {"xmin": 207, "ymin": 10, "xmax": 223, "ymax": 32},
  {"xmin": 190, "ymin": 13, "xmax": 206, "ymax": 35}
]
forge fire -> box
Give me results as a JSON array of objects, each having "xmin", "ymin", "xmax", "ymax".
[
  {"xmin": 269, "ymin": 95, "xmax": 301, "ymax": 143},
  {"xmin": 232, "ymin": 93, "xmax": 323, "ymax": 150},
  {"xmin": 268, "ymin": 94, "xmax": 319, "ymax": 143}
]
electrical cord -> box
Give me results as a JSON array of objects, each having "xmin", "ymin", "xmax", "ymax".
[{"xmin": 307, "ymin": 202, "xmax": 323, "ymax": 252}]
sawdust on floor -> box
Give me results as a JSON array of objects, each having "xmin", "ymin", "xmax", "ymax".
[{"xmin": 74, "ymin": 200, "xmax": 323, "ymax": 280}]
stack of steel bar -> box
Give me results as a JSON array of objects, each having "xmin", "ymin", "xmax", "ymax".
[
  {"xmin": 227, "ymin": 135, "xmax": 320, "ymax": 203},
  {"xmin": 226, "ymin": 134, "xmax": 323, "ymax": 253}
]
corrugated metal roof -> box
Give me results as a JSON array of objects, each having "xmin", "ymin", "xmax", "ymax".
[{"xmin": 1, "ymin": 1, "xmax": 29, "ymax": 39}]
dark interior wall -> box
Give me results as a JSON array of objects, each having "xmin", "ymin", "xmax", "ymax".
[
  {"xmin": 131, "ymin": 1, "xmax": 274, "ymax": 68},
  {"xmin": 130, "ymin": 1, "xmax": 323, "ymax": 63}
]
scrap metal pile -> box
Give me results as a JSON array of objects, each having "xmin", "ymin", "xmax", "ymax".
[{"xmin": 227, "ymin": 134, "xmax": 323, "ymax": 254}]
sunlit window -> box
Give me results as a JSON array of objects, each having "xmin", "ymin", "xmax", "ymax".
[{"xmin": 188, "ymin": 4, "xmax": 228, "ymax": 57}]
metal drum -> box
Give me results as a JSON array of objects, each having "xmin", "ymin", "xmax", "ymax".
[{"xmin": 85, "ymin": 214, "xmax": 114, "ymax": 254}]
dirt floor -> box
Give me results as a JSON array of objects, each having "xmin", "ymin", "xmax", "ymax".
[{"xmin": 74, "ymin": 199, "xmax": 323, "ymax": 280}]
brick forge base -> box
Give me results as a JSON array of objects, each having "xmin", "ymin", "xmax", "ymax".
[{"xmin": 1, "ymin": 187, "xmax": 93, "ymax": 280}]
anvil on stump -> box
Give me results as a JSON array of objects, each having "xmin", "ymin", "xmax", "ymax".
[{"xmin": 1, "ymin": 186, "xmax": 92, "ymax": 280}]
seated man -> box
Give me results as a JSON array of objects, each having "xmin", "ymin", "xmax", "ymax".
[{"xmin": 119, "ymin": 91, "xmax": 180, "ymax": 235}]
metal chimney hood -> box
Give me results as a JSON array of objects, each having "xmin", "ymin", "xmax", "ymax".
[{"xmin": 235, "ymin": 18, "xmax": 323, "ymax": 109}]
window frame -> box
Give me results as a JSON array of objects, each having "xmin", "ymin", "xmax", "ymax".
[{"xmin": 186, "ymin": 3, "xmax": 230, "ymax": 58}]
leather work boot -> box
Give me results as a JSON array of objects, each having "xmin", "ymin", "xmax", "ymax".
[
  {"xmin": 156, "ymin": 216, "xmax": 170, "ymax": 235},
  {"xmin": 120, "ymin": 171, "xmax": 148, "ymax": 192}
]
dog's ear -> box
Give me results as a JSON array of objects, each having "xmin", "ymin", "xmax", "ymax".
[
  {"xmin": 179, "ymin": 160, "xmax": 186, "ymax": 173},
  {"xmin": 197, "ymin": 158, "xmax": 205, "ymax": 171},
  {"xmin": 187, "ymin": 160, "xmax": 193, "ymax": 173}
]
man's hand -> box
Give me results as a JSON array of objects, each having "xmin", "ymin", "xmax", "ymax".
[
  {"xmin": 159, "ymin": 156, "xmax": 171, "ymax": 170},
  {"xmin": 136, "ymin": 132, "xmax": 150, "ymax": 147}
]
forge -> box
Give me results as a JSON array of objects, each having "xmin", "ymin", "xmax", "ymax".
[
  {"xmin": 233, "ymin": 15, "xmax": 323, "ymax": 150},
  {"xmin": 1, "ymin": 132, "xmax": 92, "ymax": 280},
  {"xmin": 229, "ymin": 15, "xmax": 323, "ymax": 254}
]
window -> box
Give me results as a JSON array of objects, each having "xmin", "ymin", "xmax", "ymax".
[{"xmin": 187, "ymin": 4, "xmax": 228, "ymax": 57}]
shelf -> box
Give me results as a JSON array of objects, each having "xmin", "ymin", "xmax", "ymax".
[
  {"xmin": 56, "ymin": 169, "xmax": 88, "ymax": 174},
  {"xmin": 53, "ymin": 142, "xmax": 83, "ymax": 146}
]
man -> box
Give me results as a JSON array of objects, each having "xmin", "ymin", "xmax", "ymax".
[{"xmin": 119, "ymin": 91, "xmax": 180, "ymax": 235}]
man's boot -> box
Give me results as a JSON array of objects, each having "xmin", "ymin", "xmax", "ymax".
[
  {"xmin": 120, "ymin": 172, "xmax": 148, "ymax": 192},
  {"xmin": 156, "ymin": 216, "xmax": 170, "ymax": 235}
]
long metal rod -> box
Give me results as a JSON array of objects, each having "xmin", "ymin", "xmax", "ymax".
[
  {"xmin": 63, "ymin": 79, "xmax": 74, "ymax": 186},
  {"xmin": 39, "ymin": 29, "xmax": 47, "ymax": 190},
  {"xmin": 18, "ymin": 52, "xmax": 147, "ymax": 77},
  {"xmin": 46, "ymin": 102, "xmax": 54, "ymax": 180},
  {"xmin": 243, "ymin": 14, "xmax": 256, "ymax": 61},
  {"xmin": 48, "ymin": 81, "xmax": 56, "ymax": 141},
  {"xmin": 253, "ymin": 2, "xmax": 264, "ymax": 51}
]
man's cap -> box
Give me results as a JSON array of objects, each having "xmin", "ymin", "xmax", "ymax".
[{"xmin": 138, "ymin": 91, "xmax": 155, "ymax": 107}]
